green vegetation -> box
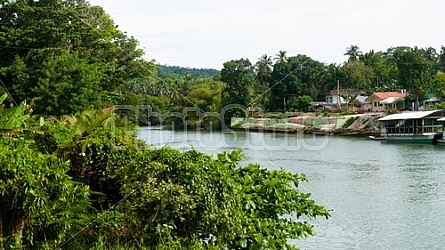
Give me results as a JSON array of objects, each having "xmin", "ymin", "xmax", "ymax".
[
  {"xmin": 291, "ymin": 95, "xmax": 313, "ymax": 112},
  {"xmin": 2, "ymin": 1, "xmax": 445, "ymax": 248},
  {"xmin": 0, "ymin": 98, "xmax": 330, "ymax": 249},
  {"xmin": 2, "ymin": 0, "xmax": 445, "ymax": 125},
  {"xmin": 157, "ymin": 64, "xmax": 219, "ymax": 79},
  {"xmin": 342, "ymin": 116, "xmax": 360, "ymax": 128}
]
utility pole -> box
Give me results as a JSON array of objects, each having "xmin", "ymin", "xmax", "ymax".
[{"xmin": 337, "ymin": 80, "xmax": 340, "ymax": 109}]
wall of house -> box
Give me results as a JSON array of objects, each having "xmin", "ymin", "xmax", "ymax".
[
  {"xmin": 368, "ymin": 96, "xmax": 385, "ymax": 112},
  {"xmin": 325, "ymin": 95, "xmax": 345, "ymax": 106}
]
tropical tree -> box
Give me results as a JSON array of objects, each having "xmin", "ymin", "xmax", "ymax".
[
  {"xmin": 220, "ymin": 59, "xmax": 255, "ymax": 127},
  {"xmin": 274, "ymin": 50, "xmax": 288, "ymax": 64},
  {"xmin": 438, "ymin": 46, "xmax": 445, "ymax": 72},
  {"xmin": 360, "ymin": 50, "xmax": 398, "ymax": 90},
  {"xmin": 186, "ymin": 82, "xmax": 224, "ymax": 112},
  {"xmin": 31, "ymin": 52, "xmax": 103, "ymax": 115},
  {"xmin": 340, "ymin": 92, "xmax": 359, "ymax": 111},
  {"xmin": 344, "ymin": 45, "xmax": 362, "ymax": 63},
  {"xmin": 0, "ymin": 0, "xmax": 152, "ymax": 115},
  {"xmin": 288, "ymin": 55, "xmax": 326, "ymax": 99},
  {"xmin": 339, "ymin": 61, "xmax": 374, "ymax": 92},
  {"xmin": 387, "ymin": 46, "xmax": 436, "ymax": 109},
  {"xmin": 254, "ymin": 54, "xmax": 273, "ymax": 108},
  {"xmin": 433, "ymin": 71, "xmax": 445, "ymax": 99},
  {"xmin": 291, "ymin": 95, "xmax": 313, "ymax": 112}
]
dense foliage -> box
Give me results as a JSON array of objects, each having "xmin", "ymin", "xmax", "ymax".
[
  {"xmin": 157, "ymin": 64, "xmax": 219, "ymax": 79},
  {"xmin": 2, "ymin": 0, "xmax": 445, "ymax": 123},
  {"xmin": 0, "ymin": 96, "xmax": 330, "ymax": 249},
  {"xmin": 5, "ymin": 0, "xmax": 445, "ymax": 249}
]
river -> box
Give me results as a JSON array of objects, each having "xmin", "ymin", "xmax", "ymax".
[{"xmin": 138, "ymin": 127, "xmax": 445, "ymax": 250}]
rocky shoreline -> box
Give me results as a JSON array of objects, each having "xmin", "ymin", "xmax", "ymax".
[{"xmin": 230, "ymin": 112, "xmax": 385, "ymax": 137}]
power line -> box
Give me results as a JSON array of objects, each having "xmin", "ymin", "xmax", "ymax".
[{"xmin": 0, "ymin": 78, "xmax": 18, "ymax": 106}]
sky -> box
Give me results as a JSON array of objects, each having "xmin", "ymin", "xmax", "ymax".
[{"xmin": 88, "ymin": 0, "xmax": 445, "ymax": 69}]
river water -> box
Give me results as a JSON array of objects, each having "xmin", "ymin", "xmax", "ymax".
[{"xmin": 139, "ymin": 127, "xmax": 445, "ymax": 250}]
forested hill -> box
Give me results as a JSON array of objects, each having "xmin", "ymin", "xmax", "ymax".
[{"xmin": 157, "ymin": 64, "xmax": 219, "ymax": 79}]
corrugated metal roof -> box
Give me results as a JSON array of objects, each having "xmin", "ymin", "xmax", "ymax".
[
  {"xmin": 379, "ymin": 96, "xmax": 402, "ymax": 104},
  {"xmin": 379, "ymin": 110, "xmax": 441, "ymax": 121},
  {"xmin": 366, "ymin": 92, "xmax": 406, "ymax": 102}
]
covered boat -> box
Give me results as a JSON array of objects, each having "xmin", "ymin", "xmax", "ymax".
[{"xmin": 378, "ymin": 110, "xmax": 445, "ymax": 144}]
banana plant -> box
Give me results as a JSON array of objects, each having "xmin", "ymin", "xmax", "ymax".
[{"xmin": 0, "ymin": 94, "xmax": 43, "ymax": 139}]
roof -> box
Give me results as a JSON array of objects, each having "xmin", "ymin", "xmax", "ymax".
[
  {"xmin": 379, "ymin": 110, "xmax": 442, "ymax": 121},
  {"xmin": 366, "ymin": 92, "xmax": 406, "ymax": 102},
  {"xmin": 356, "ymin": 96, "xmax": 369, "ymax": 103},
  {"xmin": 379, "ymin": 96, "xmax": 402, "ymax": 104},
  {"xmin": 438, "ymin": 117, "xmax": 445, "ymax": 122}
]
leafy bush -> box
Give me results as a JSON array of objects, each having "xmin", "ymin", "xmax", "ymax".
[
  {"xmin": 0, "ymin": 142, "xmax": 90, "ymax": 249},
  {"xmin": 1, "ymin": 102, "xmax": 330, "ymax": 249},
  {"xmin": 59, "ymin": 128, "xmax": 144, "ymax": 210},
  {"xmin": 291, "ymin": 95, "xmax": 313, "ymax": 112},
  {"xmin": 229, "ymin": 163, "xmax": 330, "ymax": 249}
]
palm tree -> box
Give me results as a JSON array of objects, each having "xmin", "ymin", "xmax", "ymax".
[
  {"xmin": 125, "ymin": 78, "xmax": 150, "ymax": 94},
  {"xmin": 254, "ymin": 54, "xmax": 273, "ymax": 107},
  {"xmin": 170, "ymin": 90, "xmax": 181, "ymax": 104},
  {"xmin": 422, "ymin": 46, "xmax": 437, "ymax": 61},
  {"xmin": 344, "ymin": 45, "xmax": 362, "ymax": 63},
  {"xmin": 274, "ymin": 50, "xmax": 288, "ymax": 63},
  {"xmin": 255, "ymin": 54, "xmax": 273, "ymax": 83}
]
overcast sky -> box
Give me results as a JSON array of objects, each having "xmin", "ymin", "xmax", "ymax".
[{"xmin": 88, "ymin": 0, "xmax": 445, "ymax": 69}]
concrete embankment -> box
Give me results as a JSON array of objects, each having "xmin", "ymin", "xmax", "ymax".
[{"xmin": 231, "ymin": 113, "xmax": 384, "ymax": 136}]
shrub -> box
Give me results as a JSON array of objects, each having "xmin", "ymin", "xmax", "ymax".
[{"xmin": 0, "ymin": 142, "xmax": 90, "ymax": 249}]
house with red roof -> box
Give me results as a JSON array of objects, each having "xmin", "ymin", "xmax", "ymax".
[{"xmin": 365, "ymin": 92, "xmax": 406, "ymax": 112}]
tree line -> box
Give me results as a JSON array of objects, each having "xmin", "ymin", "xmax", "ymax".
[
  {"xmin": 1, "ymin": 0, "xmax": 445, "ymax": 131},
  {"xmin": 2, "ymin": 1, "xmax": 445, "ymax": 125}
]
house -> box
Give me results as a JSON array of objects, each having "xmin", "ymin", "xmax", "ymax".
[
  {"xmin": 420, "ymin": 93, "xmax": 441, "ymax": 109},
  {"xmin": 365, "ymin": 92, "xmax": 406, "ymax": 112},
  {"xmin": 356, "ymin": 96, "xmax": 372, "ymax": 112},
  {"xmin": 324, "ymin": 88, "xmax": 363, "ymax": 109}
]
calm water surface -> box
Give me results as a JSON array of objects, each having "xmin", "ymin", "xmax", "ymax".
[{"xmin": 139, "ymin": 127, "xmax": 445, "ymax": 250}]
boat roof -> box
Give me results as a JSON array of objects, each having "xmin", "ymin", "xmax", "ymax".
[{"xmin": 379, "ymin": 110, "xmax": 443, "ymax": 121}]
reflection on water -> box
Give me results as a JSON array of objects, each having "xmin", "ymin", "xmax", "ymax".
[{"xmin": 139, "ymin": 127, "xmax": 445, "ymax": 250}]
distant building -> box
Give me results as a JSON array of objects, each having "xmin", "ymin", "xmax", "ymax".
[
  {"xmin": 365, "ymin": 92, "xmax": 406, "ymax": 112},
  {"xmin": 356, "ymin": 95, "xmax": 371, "ymax": 111},
  {"xmin": 324, "ymin": 88, "xmax": 363, "ymax": 109},
  {"xmin": 420, "ymin": 93, "xmax": 441, "ymax": 109}
]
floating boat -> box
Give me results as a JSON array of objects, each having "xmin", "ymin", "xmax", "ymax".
[
  {"xmin": 378, "ymin": 110, "xmax": 445, "ymax": 144},
  {"xmin": 368, "ymin": 135, "xmax": 386, "ymax": 140}
]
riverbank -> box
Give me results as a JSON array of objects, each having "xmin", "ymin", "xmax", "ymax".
[{"xmin": 230, "ymin": 112, "xmax": 384, "ymax": 137}]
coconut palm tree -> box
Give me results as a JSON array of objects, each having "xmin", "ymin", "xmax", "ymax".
[
  {"xmin": 344, "ymin": 45, "xmax": 362, "ymax": 63},
  {"xmin": 125, "ymin": 77, "xmax": 150, "ymax": 94},
  {"xmin": 254, "ymin": 54, "xmax": 273, "ymax": 107},
  {"xmin": 274, "ymin": 50, "xmax": 288, "ymax": 63}
]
